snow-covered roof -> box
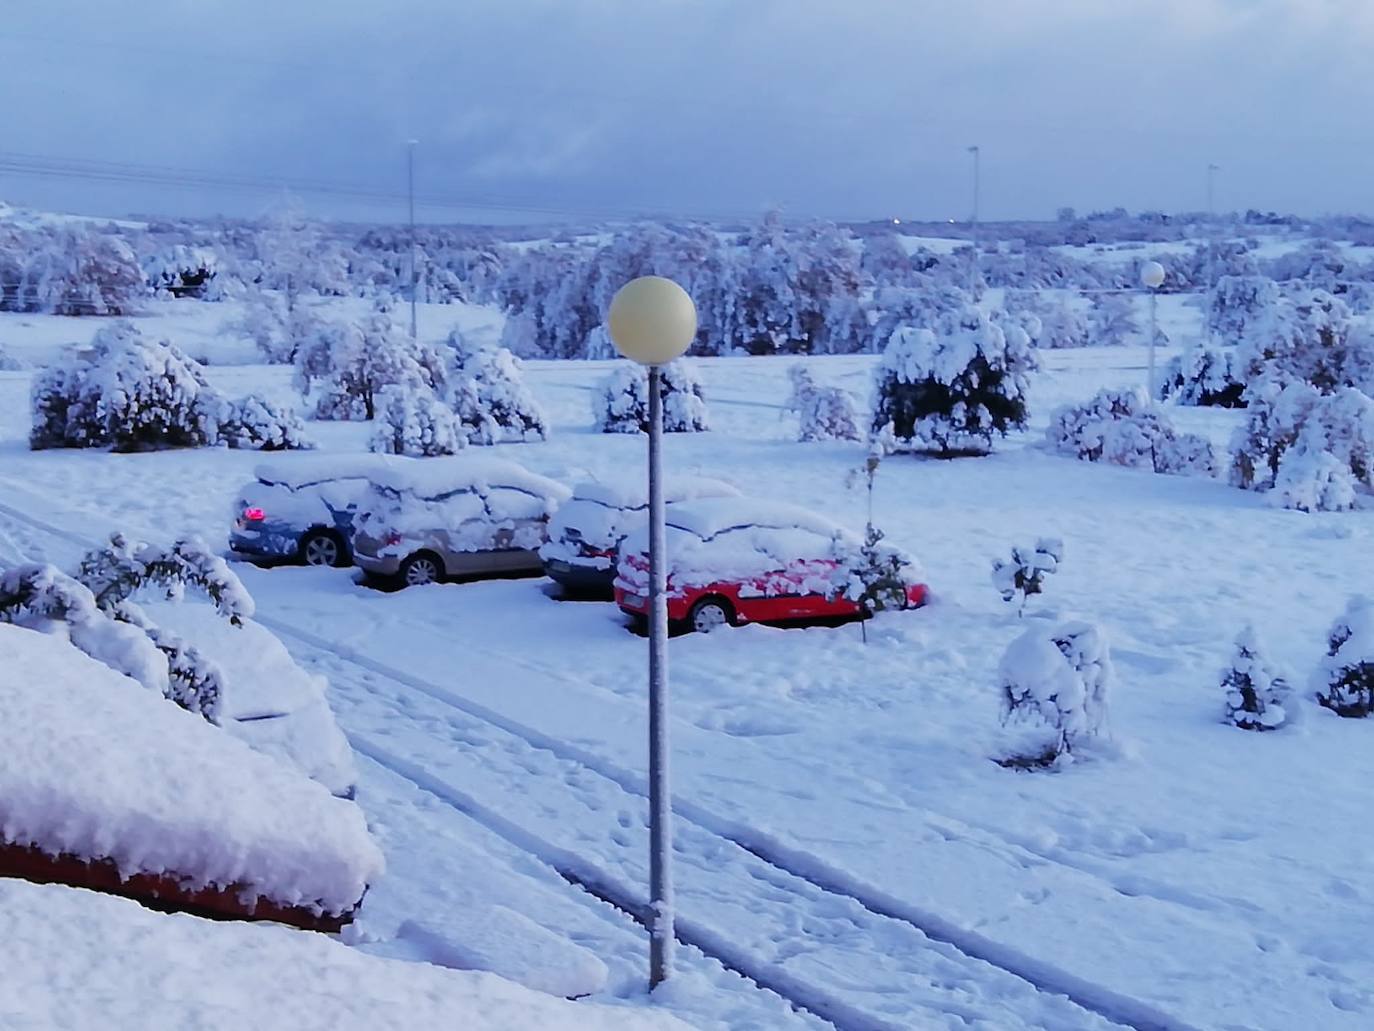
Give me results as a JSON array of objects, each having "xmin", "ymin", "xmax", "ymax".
[
  {"xmin": 0, "ymin": 879, "xmax": 690, "ymax": 1031},
  {"xmin": 575, "ymin": 476, "xmax": 741, "ymax": 509},
  {"xmin": 661, "ymin": 497, "xmax": 849, "ymax": 542},
  {"xmin": 367, "ymin": 455, "xmax": 571, "ymax": 504},
  {"xmin": 0, "ymin": 623, "xmax": 382, "ymax": 915},
  {"xmin": 255, "ymin": 454, "xmax": 397, "ymax": 489}
]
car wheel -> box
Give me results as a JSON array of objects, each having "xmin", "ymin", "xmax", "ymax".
[
  {"xmin": 299, "ymin": 529, "xmax": 346, "ymax": 568},
  {"xmin": 689, "ymin": 597, "xmax": 734, "ymax": 634},
  {"xmin": 400, "ymin": 553, "xmax": 443, "ymax": 587}
]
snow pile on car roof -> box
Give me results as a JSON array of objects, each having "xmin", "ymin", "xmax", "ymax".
[
  {"xmin": 661, "ymin": 497, "xmax": 850, "ymax": 542},
  {"xmin": 367, "ymin": 455, "xmax": 571, "ymax": 504},
  {"xmin": 0, "ymin": 879, "xmax": 690, "ymax": 1031},
  {"xmin": 0, "ymin": 623, "xmax": 382, "ymax": 917},
  {"xmin": 575, "ymin": 475, "xmax": 740, "ymax": 509},
  {"xmin": 255, "ymin": 454, "xmax": 398, "ymax": 489}
]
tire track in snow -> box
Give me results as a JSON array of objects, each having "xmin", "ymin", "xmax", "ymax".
[{"xmin": 0, "ymin": 487, "xmax": 1194, "ymax": 1031}]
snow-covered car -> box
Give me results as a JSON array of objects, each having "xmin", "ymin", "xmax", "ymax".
[
  {"xmin": 229, "ymin": 456, "xmax": 396, "ymax": 568},
  {"xmin": 352, "ymin": 456, "xmax": 572, "ymax": 588},
  {"xmin": 614, "ymin": 498, "xmax": 928, "ymax": 633},
  {"xmin": 144, "ymin": 601, "xmax": 358, "ymax": 798},
  {"xmin": 540, "ymin": 476, "xmax": 741, "ymax": 597}
]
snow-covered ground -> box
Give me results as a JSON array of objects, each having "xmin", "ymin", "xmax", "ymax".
[{"xmin": 4, "ymin": 297, "xmax": 1374, "ymax": 1030}]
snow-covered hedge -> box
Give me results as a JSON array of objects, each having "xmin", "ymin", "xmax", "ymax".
[
  {"xmin": 1047, "ymin": 387, "xmax": 1216, "ymax": 476},
  {"xmin": 0, "ymin": 622, "xmax": 382, "ymax": 918},
  {"xmin": 1159, "ymin": 346, "xmax": 1246, "ymax": 408},
  {"xmin": 871, "ymin": 304, "xmax": 1035, "ymax": 457},
  {"xmin": 594, "ymin": 359, "xmax": 708, "ymax": 434},
  {"xmin": 30, "ymin": 323, "xmax": 311, "ymax": 452},
  {"xmin": 370, "ymin": 381, "xmax": 464, "ymax": 457},
  {"xmin": 785, "ymin": 364, "xmax": 861, "ymax": 442},
  {"xmin": 997, "ymin": 621, "xmax": 1114, "ymax": 768},
  {"xmin": 1315, "ymin": 596, "xmax": 1374, "ymax": 717},
  {"xmin": 1221, "ymin": 625, "xmax": 1291, "ymax": 731}
]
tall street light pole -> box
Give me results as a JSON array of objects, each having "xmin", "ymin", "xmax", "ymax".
[
  {"xmin": 1204, "ymin": 162, "xmax": 1219, "ymax": 345},
  {"xmin": 967, "ymin": 145, "xmax": 981, "ymax": 297},
  {"xmin": 1141, "ymin": 260, "xmax": 1166, "ymax": 400},
  {"xmin": 606, "ymin": 276, "xmax": 698, "ymax": 990},
  {"xmin": 408, "ymin": 139, "xmax": 419, "ymax": 339}
]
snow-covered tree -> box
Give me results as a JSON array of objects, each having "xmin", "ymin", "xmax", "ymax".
[
  {"xmin": 1159, "ymin": 346, "xmax": 1246, "ymax": 407},
  {"xmin": 830, "ymin": 525, "xmax": 918, "ymax": 619},
  {"xmin": 1048, "ymin": 387, "xmax": 1216, "ymax": 476},
  {"xmin": 1087, "ymin": 292, "xmax": 1138, "ymax": 347},
  {"xmin": 871, "ymin": 304, "xmax": 1035, "ymax": 457},
  {"xmin": 1208, "ymin": 274, "xmax": 1280, "ymax": 343},
  {"xmin": 1221, "ymin": 625, "xmax": 1291, "ymax": 731},
  {"xmin": 594, "ymin": 359, "xmax": 708, "ymax": 433},
  {"xmin": 997, "ymin": 621, "xmax": 1114, "ymax": 768},
  {"xmin": 1315, "ymin": 596, "xmax": 1374, "ymax": 717},
  {"xmin": 22, "ymin": 227, "xmax": 146, "ymax": 316},
  {"xmin": 445, "ymin": 331, "xmax": 548, "ymax": 442},
  {"xmin": 1236, "ymin": 289, "xmax": 1369, "ymax": 392},
  {"xmin": 785, "ymin": 364, "xmax": 860, "ymax": 442},
  {"xmin": 992, "ymin": 538, "xmax": 1063, "ymax": 617},
  {"xmin": 215, "ymin": 393, "xmax": 314, "ymax": 452},
  {"xmin": 369, "ymin": 380, "xmax": 464, "ymax": 456},
  {"xmin": 1035, "ymin": 296, "xmax": 1091, "ymax": 349}
]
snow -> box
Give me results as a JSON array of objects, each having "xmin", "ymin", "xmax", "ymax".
[
  {"xmin": 255, "ymin": 454, "xmax": 394, "ymax": 489},
  {"xmin": 656, "ymin": 497, "xmax": 850, "ymax": 543},
  {"xmin": 0, "ymin": 622, "xmax": 382, "ymax": 914},
  {"xmin": 576, "ymin": 476, "xmax": 741, "ymax": 510},
  {"xmin": 365, "ymin": 453, "xmax": 571, "ymax": 504},
  {"xmin": 0, "ymin": 879, "xmax": 688, "ymax": 1031}
]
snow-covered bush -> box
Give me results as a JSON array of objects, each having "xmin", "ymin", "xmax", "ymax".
[
  {"xmin": 30, "ymin": 323, "xmax": 310, "ymax": 453},
  {"xmin": 871, "ymin": 304, "xmax": 1035, "ymax": 457},
  {"xmin": 1208, "ymin": 275, "xmax": 1280, "ymax": 344},
  {"xmin": 0, "ymin": 345, "xmax": 26, "ymax": 370},
  {"xmin": 785, "ymin": 364, "xmax": 860, "ymax": 442},
  {"xmin": 1236, "ymin": 288, "xmax": 1371, "ymax": 392},
  {"xmin": 830, "ymin": 525, "xmax": 920, "ymax": 617},
  {"xmin": 997, "ymin": 621, "xmax": 1114, "ymax": 768},
  {"xmin": 1221, "ymin": 625, "xmax": 1291, "ymax": 731},
  {"xmin": 21, "ymin": 228, "xmax": 146, "ymax": 316},
  {"xmin": 594, "ymin": 359, "xmax": 708, "ymax": 433},
  {"xmin": 1159, "ymin": 346, "xmax": 1246, "ymax": 407},
  {"xmin": 1035, "ymin": 297, "xmax": 1091, "ymax": 349},
  {"xmin": 992, "ymin": 538, "xmax": 1063, "ymax": 616},
  {"xmin": 1047, "ymin": 387, "xmax": 1216, "ymax": 476},
  {"xmin": 369, "ymin": 381, "xmax": 464, "ymax": 456},
  {"xmin": 1087, "ymin": 292, "xmax": 1138, "ymax": 347},
  {"xmin": 447, "ymin": 334, "xmax": 548, "ymax": 442},
  {"xmin": 294, "ymin": 303, "xmax": 446, "ymax": 421},
  {"xmin": 1315, "ymin": 596, "xmax": 1374, "ymax": 717}
]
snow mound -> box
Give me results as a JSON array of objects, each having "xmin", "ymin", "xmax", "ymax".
[
  {"xmin": 575, "ymin": 476, "xmax": 741, "ymax": 510},
  {"xmin": 255, "ymin": 454, "xmax": 395, "ymax": 490},
  {"xmin": 0, "ymin": 624, "xmax": 382, "ymax": 915},
  {"xmin": 367, "ymin": 455, "xmax": 571, "ymax": 505},
  {"xmin": 0, "ymin": 880, "xmax": 686, "ymax": 1031},
  {"xmin": 658, "ymin": 497, "xmax": 849, "ymax": 543}
]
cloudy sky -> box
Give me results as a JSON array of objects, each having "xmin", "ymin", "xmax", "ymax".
[{"xmin": 2, "ymin": 0, "xmax": 1371, "ymax": 224}]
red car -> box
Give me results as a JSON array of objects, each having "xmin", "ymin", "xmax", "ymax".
[{"xmin": 615, "ymin": 498, "xmax": 928, "ymax": 633}]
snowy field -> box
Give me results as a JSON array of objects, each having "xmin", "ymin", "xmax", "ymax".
[{"xmin": 3, "ymin": 297, "xmax": 1374, "ymax": 1031}]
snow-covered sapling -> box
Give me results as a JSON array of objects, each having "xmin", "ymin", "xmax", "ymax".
[
  {"xmin": 1221, "ymin": 625, "xmax": 1291, "ymax": 731},
  {"xmin": 831, "ymin": 525, "xmax": 918, "ymax": 618},
  {"xmin": 991, "ymin": 538, "xmax": 1063, "ymax": 617},
  {"xmin": 997, "ymin": 621, "xmax": 1114, "ymax": 769},
  {"xmin": 1315, "ymin": 596, "xmax": 1374, "ymax": 718},
  {"xmin": 785, "ymin": 363, "xmax": 861, "ymax": 442},
  {"xmin": 594, "ymin": 359, "xmax": 708, "ymax": 433}
]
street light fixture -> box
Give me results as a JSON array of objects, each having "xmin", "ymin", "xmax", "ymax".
[
  {"xmin": 606, "ymin": 275, "xmax": 698, "ymax": 989},
  {"xmin": 1141, "ymin": 260, "xmax": 1166, "ymax": 399}
]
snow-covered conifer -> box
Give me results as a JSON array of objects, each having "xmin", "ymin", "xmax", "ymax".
[
  {"xmin": 1221, "ymin": 625, "xmax": 1291, "ymax": 731},
  {"xmin": 871, "ymin": 304, "xmax": 1035, "ymax": 457},
  {"xmin": 992, "ymin": 538, "xmax": 1063, "ymax": 616},
  {"xmin": 1209, "ymin": 275, "xmax": 1280, "ymax": 344},
  {"xmin": 1315, "ymin": 597, "xmax": 1374, "ymax": 717},
  {"xmin": 1159, "ymin": 346, "xmax": 1246, "ymax": 407},
  {"xmin": 594, "ymin": 359, "xmax": 708, "ymax": 433},
  {"xmin": 785, "ymin": 364, "xmax": 860, "ymax": 442},
  {"xmin": 213, "ymin": 393, "xmax": 315, "ymax": 452},
  {"xmin": 998, "ymin": 621, "xmax": 1114, "ymax": 768},
  {"xmin": 369, "ymin": 381, "xmax": 464, "ymax": 457},
  {"xmin": 463, "ymin": 346, "xmax": 548, "ymax": 442},
  {"xmin": 830, "ymin": 525, "xmax": 918, "ymax": 618},
  {"xmin": 1048, "ymin": 387, "xmax": 1216, "ymax": 476},
  {"xmin": 1236, "ymin": 288, "xmax": 1364, "ymax": 391}
]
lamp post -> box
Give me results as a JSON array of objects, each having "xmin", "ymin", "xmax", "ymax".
[
  {"xmin": 407, "ymin": 139, "xmax": 419, "ymax": 339},
  {"xmin": 1141, "ymin": 260, "xmax": 1166, "ymax": 400},
  {"xmin": 1204, "ymin": 162, "xmax": 1219, "ymax": 345},
  {"xmin": 606, "ymin": 275, "xmax": 698, "ymax": 989},
  {"xmin": 967, "ymin": 144, "xmax": 980, "ymax": 296}
]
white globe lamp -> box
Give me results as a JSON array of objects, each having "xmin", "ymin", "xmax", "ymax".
[
  {"xmin": 1140, "ymin": 260, "xmax": 1165, "ymax": 289},
  {"xmin": 607, "ymin": 276, "xmax": 697, "ymax": 366}
]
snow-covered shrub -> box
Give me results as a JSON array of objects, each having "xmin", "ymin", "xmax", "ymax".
[
  {"xmin": 992, "ymin": 538, "xmax": 1063, "ymax": 617},
  {"xmin": 1208, "ymin": 275, "xmax": 1280, "ymax": 344},
  {"xmin": 1236, "ymin": 288, "xmax": 1370, "ymax": 392},
  {"xmin": 1159, "ymin": 346, "xmax": 1246, "ymax": 407},
  {"xmin": 1035, "ymin": 297, "xmax": 1091, "ymax": 349},
  {"xmin": 871, "ymin": 304, "xmax": 1035, "ymax": 457},
  {"xmin": 22, "ymin": 228, "xmax": 146, "ymax": 316},
  {"xmin": 1221, "ymin": 625, "xmax": 1291, "ymax": 731},
  {"xmin": 997, "ymin": 621, "xmax": 1114, "ymax": 768},
  {"xmin": 0, "ymin": 345, "xmax": 26, "ymax": 370},
  {"xmin": 455, "ymin": 341, "xmax": 548, "ymax": 442},
  {"xmin": 1047, "ymin": 387, "xmax": 1216, "ymax": 476},
  {"xmin": 1087, "ymin": 292, "xmax": 1138, "ymax": 347},
  {"xmin": 230, "ymin": 290, "xmax": 319, "ymax": 364},
  {"xmin": 830, "ymin": 525, "xmax": 920, "ymax": 616},
  {"xmin": 294, "ymin": 303, "xmax": 446, "ymax": 421},
  {"xmin": 594, "ymin": 359, "xmax": 708, "ymax": 434},
  {"xmin": 369, "ymin": 381, "xmax": 464, "ymax": 457},
  {"xmin": 1315, "ymin": 596, "xmax": 1374, "ymax": 717},
  {"xmin": 213, "ymin": 393, "xmax": 314, "ymax": 452},
  {"xmin": 785, "ymin": 364, "xmax": 860, "ymax": 442}
]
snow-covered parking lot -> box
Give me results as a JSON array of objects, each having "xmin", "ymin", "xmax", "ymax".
[{"xmin": 4, "ymin": 304, "xmax": 1374, "ymax": 1031}]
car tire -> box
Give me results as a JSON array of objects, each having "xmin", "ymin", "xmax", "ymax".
[
  {"xmin": 688, "ymin": 597, "xmax": 735, "ymax": 635},
  {"xmin": 299, "ymin": 529, "xmax": 348, "ymax": 568},
  {"xmin": 399, "ymin": 552, "xmax": 444, "ymax": 588}
]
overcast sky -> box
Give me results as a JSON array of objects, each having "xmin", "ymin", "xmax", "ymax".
[{"xmin": 2, "ymin": 0, "xmax": 1372, "ymax": 225}]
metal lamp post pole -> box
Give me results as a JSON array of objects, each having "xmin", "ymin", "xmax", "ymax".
[
  {"xmin": 408, "ymin": 139, "xmax": 418, "ymax": 340},
  {"xmin": 1204, "ymin": 162, "xmax": 1218, "ymax": 345},
  {"xmin": 967, "ymin": 144, "xmax": 980, "ymax": 296},
  {"xmin": 646, "ymin": 364, "xmax": 674, "ymax": 987},
  {"xmin": 1147, "ymin": 289, "xmax": 1158, "ymax": 399}
]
